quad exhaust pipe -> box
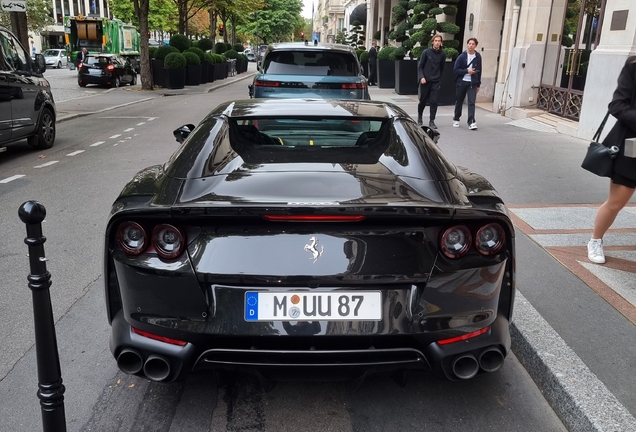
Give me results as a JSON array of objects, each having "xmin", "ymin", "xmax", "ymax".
[
  {"xmin": 450, "ymin": 346, "xmax": 504, "ymax": 380},
  {"xmin": 117, "ymin": 348, "xmax": 144, "ymax": 375},
  {"xmin": 143, "ymin": 354, "xmax": 171, "ymax": 382},
  {"xmin": 451, "ymin": 354, "xmax": 479, "ymax": 380},
  {"xmin": 117, "ymin": 349, "xmax": 172, "ymax": 382},
  {"xmin": 478, "ymin": 347, "xmax": 504, "ymax": 373}
]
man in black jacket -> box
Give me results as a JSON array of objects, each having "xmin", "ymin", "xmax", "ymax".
[
  {"xmin": 368, "ymin": 40, "xmax": 378, "ymax": 86},
  {"xmin": 453, "ymin": 38, "xmax": 482, "ymax": 130},
  {"xmin": 417, "ymin": 34, "xmax": 445, "ymax": 128}
]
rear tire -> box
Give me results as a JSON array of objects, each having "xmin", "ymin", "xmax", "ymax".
[
  {"xmin": 112, "ymin": 76, "xmax": 120, "ymax": 88},
  {"xmin": 27, "ymin": 107, "xmax": 55, "ymax": 149},
  {"xmin": 57, "ymin": 61, "xmax": 62, "ymax": 69},
  {"xmin": 130, "ymin": 74, "xmax": 137, "ymax": 86},
  {"xmin": 78, "ymin": 80, "xmax": 86, "ymax": 87}
]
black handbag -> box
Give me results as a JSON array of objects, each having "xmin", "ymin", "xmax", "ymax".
[{"xmin": 581, "ymin": 112, "xmax": 620, "ymax": 177}]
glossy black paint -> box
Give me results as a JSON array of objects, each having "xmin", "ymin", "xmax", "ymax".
[{"xmin": 104, "ymin": 98, "xmax": 516, "ymax": 382}]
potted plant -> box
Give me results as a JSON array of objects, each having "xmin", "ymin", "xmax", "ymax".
[
  {"xmin": 163, "ymin": 52, "xmax": 186, "ymax": 89},
  {"xmin": 224, "ymin": 49, "xmax": 239, "ymax": 76},
  {"xmin": 377, "ymin": 46, "xmax": 396, "ymax": 88},
  {"xmin": 359, "ymin": 50, "xmax": 369, "ymax": 78},
  {"xmin": 205, "ymin": 53, "xmax": 216, "ymax": 82},
  {"xmin": 183, "ymin": 51, "xmax": 201, "ymax": 86},
  {"xmin": 153, "ymin": 46, "xmax": 179, "ymax": 87},
  {"xmin": 169, "ymin": 34, "xmax": 191, "ymax": 52},
  {"xmin": 186, "ymin": 47, "xmax": 207, "ymax": 84}
]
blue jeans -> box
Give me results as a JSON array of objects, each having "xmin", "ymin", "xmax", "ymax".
[{"xmin": 454, "ymin": 81, "xmax": 477, "ymax": 124}]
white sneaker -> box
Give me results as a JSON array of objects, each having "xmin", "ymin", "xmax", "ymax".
[
  {"xmin": 587, "ymin": 239, "xmax": 605, "ymax": 264},
  {"xmin": 453, "ymin": 121, "xmax": 459, "ymax": 128},
  {"xmin": 469, "ymin": 122, "xmax": 478, "ymax": 130}
]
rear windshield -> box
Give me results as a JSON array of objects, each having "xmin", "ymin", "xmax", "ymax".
[
  {"xmin": 224, "ymin": 117, "xmax": 390, "ymax": 165},
  {"xmin": 86, "ymin": 56, "xmax": 110, "ymax": 65},
  {"xmin": 263, "ymin": 51, "xmax": 358, "ymax": 76}
]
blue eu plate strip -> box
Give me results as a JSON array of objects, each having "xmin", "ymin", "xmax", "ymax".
[{"xmin": 245, "ymin": 292, "xmax": 259, "ymax": 321}]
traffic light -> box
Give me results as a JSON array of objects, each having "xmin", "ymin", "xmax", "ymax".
[{"xmin": 218, "ymin": 25, "xmax": 224, "ymax": 36}]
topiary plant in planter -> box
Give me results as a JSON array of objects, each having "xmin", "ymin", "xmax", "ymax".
[
  {"xmin": 198, "ymin": 38, "xmax": 213, "ymax": 53},
  {"xmin": 205, "ymin": 53, "xmax": 216, "ymax": 83},
  {"xmin": 153, "ymin": 45, "xmax": 179, "ymax": 88},
  {"xmin": 186, "ymin": 47, "xmax": 207, "ymax": 84},
  {"xmin": 406, "ymin": 0, "xmax": 461, "ymax": 61},
  {"xmin": 170, "ymin": 34, "xmax": 191, "ymax": 52},
  {"xmin": 359, "ymin": 50, "xmax": 369, "ymax": 77},
  {"xmin": 214, "ymin": 42, "xmax": 227, "ymax": 54},
  {"xmin": 163, "ymin": 52, "xmax": 186, "ymax": 89},
  {"xmin": 377, "ymin": 46, "xmax": 397, "ymax": 88},
  {"xmin": 183, "ymin": 51, "xmax": 201, "ymax": 86}
]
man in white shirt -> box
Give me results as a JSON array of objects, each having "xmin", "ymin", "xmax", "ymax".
[{"xmin": 452, "ymin": 38, "xmax": 482, "ymax": 130}]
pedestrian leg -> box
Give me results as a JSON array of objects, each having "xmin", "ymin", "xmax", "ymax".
[
  {"xmin": 429, "ymin": 82, "xmax": 440, "ymax": 121},
  {"xmin": 467, "ymin": 85, "xmax": 477, "ymax": 125},
  {"xmin": 454, "ymin": 82, "xmax": 468, "ymax": 122},
  {"xmin": 418, "ymin": 83, "xmax": 431, "ymax": 125}
]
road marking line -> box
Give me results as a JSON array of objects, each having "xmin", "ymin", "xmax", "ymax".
[
  {"xmin": 147, "ymin": 117, "xmax": 156, "ymax": 121},
  {"xmin": 66, "ymin": 150, "xmax": 85, "ymax": 156},
  {"xmin": 109, "ymin": 134, "xmax": 122, "ymax": 139},
  {"xmin": 34, "ymin": 161, "xmax": 59, "ymax": 168},
  {"xmin": 90, "ymin": 141, "xmax": 105, "ymax": 147},
  {"xmin": 0, "ymin": 175, "xmax": 25, "ymax": 184},
  {"xmin": 136, "ymin": 122, "xmax": 146, "ymax": 126},
  {"xmin": 124, "ymin": 128, "xmax": 134, "ymax": 132}
]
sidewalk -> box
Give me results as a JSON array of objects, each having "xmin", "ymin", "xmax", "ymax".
[{"xmin": 56, "ymin": 75, "xmax": 636, "ymax": 432}]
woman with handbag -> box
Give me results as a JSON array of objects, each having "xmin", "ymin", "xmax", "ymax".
[{"xmin": 588, "ymin": 56, "xmax": 636, "ymax": 264}]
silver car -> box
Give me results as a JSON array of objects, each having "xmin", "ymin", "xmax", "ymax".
[{"xmin": 43, "ymin": 49, "xmax": 67, "ymax": 69}]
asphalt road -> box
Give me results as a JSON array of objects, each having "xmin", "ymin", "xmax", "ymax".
[{"xmin": 0, "ymin": 69, "xmax": 613, "ymax": 431}]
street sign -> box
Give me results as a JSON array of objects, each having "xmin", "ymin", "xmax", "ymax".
[{"xmin": 1, "ymin": 0, "xmax": 27, "ymax": 12}]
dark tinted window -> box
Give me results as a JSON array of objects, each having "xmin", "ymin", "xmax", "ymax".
[
  {"xmin": 0, "ymin": 29, "xmax": 29, "ymax": 73},
  {"xmin": 263, "ymin": 50, "xmax": 358, "ymax": 76}
]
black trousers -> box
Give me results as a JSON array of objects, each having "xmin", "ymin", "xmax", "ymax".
[
  {"xmin": 454, "ymin": 81, "xmax": 477, "ymax": 124},
  {"xmin": 417, "ymin": 81, "xmax": 440, "ymax": 120},
  {"xmin": 368, "ymin": 64, "xmax": 377, "ymax": 85}
]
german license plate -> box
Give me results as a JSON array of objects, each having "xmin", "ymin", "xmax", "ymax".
[{"xmin": 244, "ymin": 291, "xmax": 381, "ymax": 322}]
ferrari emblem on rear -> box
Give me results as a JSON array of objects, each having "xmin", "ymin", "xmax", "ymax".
[{"xmin": 304, "ymin": 236, "xmax": 324, "ymax": 263}]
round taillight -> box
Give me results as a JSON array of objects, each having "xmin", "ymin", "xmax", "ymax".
[
  {"xmin": 117, "ymin": 222, "xmax": 147, "ymax": 255},
  {"xmin": 441, "ymin": 226, "xmax": 472, "ymax": 258},
  {"xmin": 152, "ymin": 224, "xmax": 185, "ymax": 259},
  {"xmin": 475, "ymin": 223, "xmax": 505, "ymax": 255}
]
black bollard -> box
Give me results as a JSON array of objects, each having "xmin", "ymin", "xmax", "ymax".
[{"xmin": 18, "ymin": 201, "xmax": 67, "ymax": 432}]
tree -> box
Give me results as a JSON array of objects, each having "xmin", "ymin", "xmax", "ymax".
[
  {"xmin": 109, "ymin": 0, "xmax": 178, "ymax": 35},
  {"xmin": 0, "ymin": 0, "xmax": 54, "ymax": 38},
  {"xmin": 239, "ymin": 0, "xmax": 303, "ymax": 44},
  {"xmin": 132, "ymin": 0, "xmax": 153, "ymax": 90}
]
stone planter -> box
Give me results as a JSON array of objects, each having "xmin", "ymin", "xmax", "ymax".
[
  {"xmin": 186, "ymin": 64, "xmax": 201, "ymax": 86},
  {"xmin": 200, "ymin": 62, "xmax": 209, "ymax": 84},
  {"xmin": 207, "ymin": 63, "xmax": 216, "ymax": 82},
  {"xmin": 151, "ymin": 59, "xmax": 165, "ymax": 87},
  {"xmin": 164, "ymin": 67, "xmax": 185, "ymax": 89},
  {"xmin": 377, "ymin": 59, "xmax": 395, "ymax": 89},
  {"xmin": 394, "ymin": 59, "xmax": 418, "ymax": 95},
  {"xmin": 438, "ymin": 61, "xmax": 457, "ymax": 106}
]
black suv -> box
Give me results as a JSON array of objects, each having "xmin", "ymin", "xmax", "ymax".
[{"xmin": 0, "ymin": 25, "xmax": 56, "ymax": 152}]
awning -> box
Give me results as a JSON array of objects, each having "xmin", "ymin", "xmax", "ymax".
[{"xmin": 349, "ymin": 3, "xmax": 367, "ymax": 26}]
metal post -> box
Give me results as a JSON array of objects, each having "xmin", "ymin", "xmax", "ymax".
[{"xmin": 18, "ymin": 201, "xmax": 67, "ymax": 432}]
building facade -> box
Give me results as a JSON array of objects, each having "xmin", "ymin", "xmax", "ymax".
[
  {"xmin": 31, "ymin": 0, "xmax": 111, "ymax": 52},
  {"xmin": 316, "ymin": 0, "xmax": 633, "ymax": 140}
]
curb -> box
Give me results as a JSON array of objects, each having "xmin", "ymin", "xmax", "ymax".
[
  {"xmin": 511, "ymin": 292, "xmax": 636, "ymax": 432},
  {"xmin": 57, "ymin": 72, "xmax": 256, "ymax": 123}
]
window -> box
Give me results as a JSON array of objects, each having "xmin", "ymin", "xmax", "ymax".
[
  {"xmin": 0, "ymin": 29, "xmax": 30, "ymax": 73},
  {"xmin": 263, "ymin": 50, "xmax": 358, "ymax": 76}
]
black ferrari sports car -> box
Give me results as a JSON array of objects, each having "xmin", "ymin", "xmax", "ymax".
[{"xmin": 104, "ymin": 98, "xmax": 515, "ymax": 384}]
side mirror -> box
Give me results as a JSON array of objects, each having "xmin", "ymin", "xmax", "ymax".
[
  {"xmin": 421, "ymin": 126, "xmax": 440, "ymax": 144},
  {"xmin": 34, "ymin": 53, "xmax": 46, "ymax": 74},
  {"xmin": 173, "ymin": 124, "xmax": 196, "ymax": 143}
]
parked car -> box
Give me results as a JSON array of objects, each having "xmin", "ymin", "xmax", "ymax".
[
  {"xmin": 239, "ymin": 48, "xmax": 255, "ymax": 62},
  {"xmin": 43, "ymin": 48, "xmax": 67, "ymax": 68},
  {"xmin": 78, "ymin": 53, "xmax": 137, "ymax": 88},
  {"xmin": 0, "ymin": 25, "xmax": 56, "ymax": 151},
  {"xmin": 248, "ymin": 42, "xmax": 369, "ymax": 100},
  {"xmin": 104, "ymin": 98, "xmax": 515, "ymax": 384}
]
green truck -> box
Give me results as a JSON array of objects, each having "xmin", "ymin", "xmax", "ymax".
[{"xmin": 64, "ymin": 16, "xmax": 141, "ymax": 72}]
